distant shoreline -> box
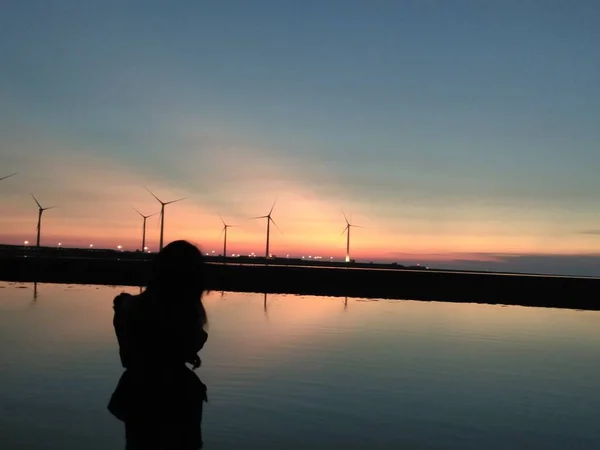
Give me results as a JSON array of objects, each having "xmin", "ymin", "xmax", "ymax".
[
  {"xmin": 1, "ymin": 244, "xmax": 597, "ymax": 279},
  {"xmin": 1, "ymin": 246, "xmax": 599, "ymax": 311}
]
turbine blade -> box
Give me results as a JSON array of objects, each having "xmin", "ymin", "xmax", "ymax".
[
  {"xmin": 270, "ymin": 217, "xmax": 282, "ymax": 234},
  {"xmin": 31, "ymin": 194, "xmax": 42, "ymax": 209},
  {"xmin": 43, "ymin": 206, "xmax": 57, "ymax": 211},
  {"xmin": 0, "ymin": 172, "xmax": 17, "ymax": 181},
  {"xmin": 251, "ymin": 215, "xmax": 268, "ymax": 219},
  {"xmin": 342, "ymin": 210, "xmax": 349, "ymax": 225},
  {"xmin": 268, "ymin": 200, "xmax": 277, "ymax": 216},
  {"xmin": 133, "ymin": 207, "xmax": 144, "ymax": 218},
  {"xmin": 165, "ymin": 197, "xmax": 186, "ymax": 205},
  {"xmin": 144, "ymin": 186, "xmax": 163, "ymax": 204},
  {"xmin": 219, "ymin": 215, "xmax": 226, "ymax": 226},
  {"xmin": 147, "ymin": 211, "xmax": 159, "ymax": 218},
  {"xmin": 340, "ymin": 225, "xmax": 349, "ymax": 236}
]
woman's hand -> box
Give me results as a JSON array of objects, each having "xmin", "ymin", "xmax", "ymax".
[{"xmin": 187, "ymin": 354, "xmax": 201, "ymax": 369}]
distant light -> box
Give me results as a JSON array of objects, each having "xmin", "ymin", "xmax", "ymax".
[
  {"xmin": 211, "ymin": 250, "xmax": 215, "ymax": 254},
  {"xmin": 286, "ymin": 254, "xmax": 289, "ymax": 258},
  {"xmin": 24, "ymin": 240, "xmax": 29, "ymax": 245},
  {"xmin": 117, "ymin": 245, "xmax": 122, "ymax": 250},
  {"xmin": 90, "ymin": 244, "xmax": 94, "ymax": 248},
  {"xmin": 58, "ymin": 242, "xmax": 62, "ymax": 247},
  {"xmin": 143, "ymin": 246, "xmax": 148, "ymax": 251}
]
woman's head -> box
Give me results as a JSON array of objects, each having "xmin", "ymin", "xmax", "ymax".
[{"xmin": 147, "ymin": 240, "xmax": 206, "ymax": 305}]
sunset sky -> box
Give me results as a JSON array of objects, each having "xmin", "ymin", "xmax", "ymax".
[{"xmin": 1, "ymin": 1, "xmax": 600, "ymax": 275}]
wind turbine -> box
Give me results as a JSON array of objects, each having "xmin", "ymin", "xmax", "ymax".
[
  {"xmin": 252, "ymin": 201, "xmax": 280, "ymax": 258},
  {"xmin": 134, "ymin": 208, "xmax": 158, "ymax": 252},
  {"xmin": 342, "ymin": 212, "xmax": 361, "ymax": 263},
  {"xmin": 31, "ymin": 194, "xmax": 56, "ymax": 247},
  {"xmin": 1, "ymin": 173, "xmax": 17, "ymax": 181},
  {"xmin": 219, "ymin": 216, "xmax": 234, "ymax": 257},
  {"xmin": 145, "ymin": 188, "xmax": 186, "ymax": 251}
]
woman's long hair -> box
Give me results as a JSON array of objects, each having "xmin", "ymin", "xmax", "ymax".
[{"xmin": 143, "ymin": 240, "xmax": 207, "ymax": 327}]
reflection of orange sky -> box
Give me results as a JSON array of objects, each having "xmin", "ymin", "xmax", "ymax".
[
  {"xmin": 2, "ymin": 130, "xmax": 600, "ymax": 262},
  {"xmin": 5, "ymin": 283, "xmax": 600, "ymax": 375}
]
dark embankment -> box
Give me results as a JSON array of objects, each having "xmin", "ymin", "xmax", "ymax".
[{"xmin": 1, "ymin": 253, "xmax": 599, "ymax": 310}]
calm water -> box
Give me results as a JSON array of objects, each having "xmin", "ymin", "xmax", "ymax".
[{"xmin": 0, "ymin": 282, "xmax": 599, "ymax": 449}]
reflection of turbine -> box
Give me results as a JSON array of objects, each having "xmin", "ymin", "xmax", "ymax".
[
  {"xmin": 0, "ymin": 172, "xmax": 17, "ymax": 181},
  {"xmin": 341, "ymin": 212, "xmax": 361, "ymax": 263},
  {"xmin": 146, "ymin": 188, "xmax": 186, "ymax": 251},
  {"xmin": 219, "ymin": 216, "xmax": 234, "ymax": 257},
  {"xmin": 252, "ymin": 201, "xmax": 280, "ymax": 258},
  {"xmin": 344, "ymin": 296, "xmax": 348, "ymax": 311},
  {"xmin": 134, "ymin": 208, "xmax": 158, "ymax": 252},
  {"xmin": 31, "ymin": 194, "xmax": 56, "ymax": 247},
  {"xmin": 34, "ymin": 282, "xmax": 38, "ymax": 301}
]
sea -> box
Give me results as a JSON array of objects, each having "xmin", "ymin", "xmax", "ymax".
[{"xmin": 0, "ymin": 282, "xmax": 599, "ymax": 449}]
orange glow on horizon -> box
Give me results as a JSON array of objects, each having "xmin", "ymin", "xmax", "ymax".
[{"xmin": 2, "ymin": 130, "xmax": 600, "ymax": 263}]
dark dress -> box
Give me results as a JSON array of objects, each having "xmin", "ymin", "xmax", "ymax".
[{"xmin": 108, "ymin": 293, "xmax": 208, "ymax": 450}]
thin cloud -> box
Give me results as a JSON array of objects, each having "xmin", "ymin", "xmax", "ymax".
[{"xmin": 580, "ymin": 230, "xmax": 600, "ymax": 235}]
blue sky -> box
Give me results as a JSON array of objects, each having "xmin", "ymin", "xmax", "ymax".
[{"xmin": 1, "ymin": 1, "xmax": 600, "ymax": 275}]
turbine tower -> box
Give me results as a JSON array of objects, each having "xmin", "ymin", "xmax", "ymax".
[
  {"xmin": 219, "ymin": 216, "xmax": 234, "ymax": 257},
  {"xmin": 146, "ymin": 188, "xmax": 186, "ymax": 251},
  {"xmin": 342, "ymin": 212, "xmax": 361, "ymax": 263},
  {"xmin": 31, "ymin": 194, "xmax": 56, "ymax": 247},
  {"xmin": 134, "ymin": 208, "xmax": 158, "ymax": 252},
  {"xmin": 0, "ymin": 173, "xmax": 17, "ymax": 181},
  {"xmin": 252, "ymin": 201, "xmax": 280, "ymax": 258}
]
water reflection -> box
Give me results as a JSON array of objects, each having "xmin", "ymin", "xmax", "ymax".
[{"xmin": 1, "ymin": 282, "xmax": 600, "ymax": 450}]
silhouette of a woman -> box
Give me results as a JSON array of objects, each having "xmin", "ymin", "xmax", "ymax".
[{"xmin": 108, "ymin": 240, "xmax": 208, "ymax": 450}]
